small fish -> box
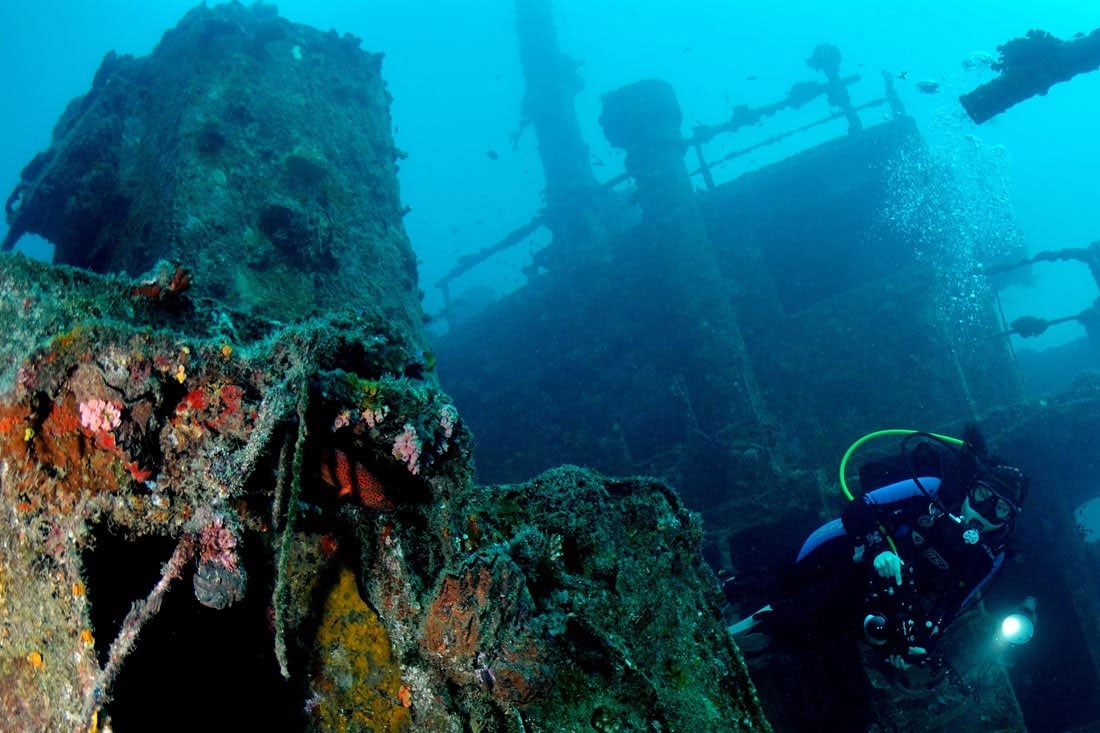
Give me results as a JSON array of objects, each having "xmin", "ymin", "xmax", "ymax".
[
  {"xmin": 486, "ymin": 149, "xmax": 499, "ymax": 161},
  {"xmin": 916, "ymin": 80, "xmax": 940, "ymax": 94},
  {"xmin": 896, "ymin": 71, "xmax": 908, "ymax": 80},
  {"xmin": 320, "ymin": 449, "xmax": 394, "ymax": 511},
  {"xmin": 745, "ymin": 75, "xmax": 758, "ymax": 81}
]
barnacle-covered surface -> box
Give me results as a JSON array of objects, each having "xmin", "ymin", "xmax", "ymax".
[
  {"xmin": 0, "ymin": 253, "xmax": 769, "ymax": 731},
  {"xmin": 0, "ymin": 252, "xmax": 462, "ymax": 730},
  {"xmin": 423, "ymin": 466, "xmax": 768, "ymax": 732},
  {"xmin": 2, "ymin": 1, "xmax": 422, "ymax": 333}
]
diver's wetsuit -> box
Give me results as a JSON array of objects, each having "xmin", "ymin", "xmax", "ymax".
[{"xmin": 763, "ymin": 477, "xmax": 1004, "ymax": 653}]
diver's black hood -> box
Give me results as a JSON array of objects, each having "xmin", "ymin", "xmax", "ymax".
[
  {"xmin": 857, "ymin": 424, "xmax": 1029, "ymax": 515},
  {"xmin": 956, "ymin": 424, "xmax": 1029, "ymax": 513}
]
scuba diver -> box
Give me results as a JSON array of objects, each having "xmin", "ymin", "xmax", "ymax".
[{"xmin": 730, "ymin": 425, "xmax": 1029, "ymax": 675}]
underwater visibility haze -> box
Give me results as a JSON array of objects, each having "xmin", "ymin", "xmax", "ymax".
[{"xmin": 0, "ymin": 1, "xmax": 1098, "ymax": 732}]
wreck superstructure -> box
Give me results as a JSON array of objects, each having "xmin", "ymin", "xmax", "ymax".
[
  {"xmin": 435, "ymin": 51, "xmax": 1020, "ymax": 523},
  {"xmin": 1, "ymin": 1, "xmax": 1098, "ymax": 731},
  {"xmin": 432, "ymin": 7, "xmax": 1100, "ymax": 730},
  {"xmin": 0, "ymin": 3, "xmax": 771, "ymax": 731}
]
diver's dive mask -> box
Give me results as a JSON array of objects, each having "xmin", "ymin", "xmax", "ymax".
[{"xmin": 968, "ymin": 480, "xmax": 1018, "ymax": 525}]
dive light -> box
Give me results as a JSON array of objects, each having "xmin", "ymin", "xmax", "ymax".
[{"xmin": 1000, "ymin": 596, "xmax": 1037, "ymax": 645}]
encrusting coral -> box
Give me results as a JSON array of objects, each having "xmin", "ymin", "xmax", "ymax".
[{"xmin": 0, "ymin": 255, "xmax": 769, "ymax": 731}]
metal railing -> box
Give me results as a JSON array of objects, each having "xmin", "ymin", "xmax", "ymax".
[{"xmin": 434, "ymin": 46, "xmax": 907, "ymax": 323}]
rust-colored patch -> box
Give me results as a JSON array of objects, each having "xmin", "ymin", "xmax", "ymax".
[
  {"xmin": 422, "ymin": 554, "xmax": 551, "ymax": 705},
  {"xmin": 43, "ymin": 400, "xmax": 81, "ymax": 436}
]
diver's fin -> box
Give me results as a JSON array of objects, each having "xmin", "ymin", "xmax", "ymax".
[
  {"xmin": 733, "ymin": 631, "xmax": 773, "ymax": 653},
  {"xmin": 727, "ymin": 604, "xmax": 773, "ymax": 635}
]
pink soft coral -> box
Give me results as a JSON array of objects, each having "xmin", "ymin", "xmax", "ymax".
[
  {"xmin": 392, "ymin": 423, "xmax": 422, "ymax": 475},
  {"xmin": 198, "ymin": 517, "xmax": 239, "ymax": 571},
  {"xmin": 79, "ymin": 398, "xmax": 122, "ymax": 433}
]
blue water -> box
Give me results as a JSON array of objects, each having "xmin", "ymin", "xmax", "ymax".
[
  {"xmin": 2, "ymin": 1, "xmax": 1097, "ymax": 353},
  {"xmin": 2, "ymin": 4, "xmax": 1099, "ymax": 732}
]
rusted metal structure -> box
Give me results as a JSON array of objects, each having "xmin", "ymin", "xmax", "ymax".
[{"xmin": 432, "ymin": 12, "xmax": 1100, "ymax": 729}]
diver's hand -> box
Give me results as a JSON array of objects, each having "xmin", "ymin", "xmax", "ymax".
[
  {"xmin": 887, "ymin": 646, "xmax": 927, "ymax": 671},
  {"xmin": 873, "ymin": 551, "xmax": 904, "ymax": 586}
]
